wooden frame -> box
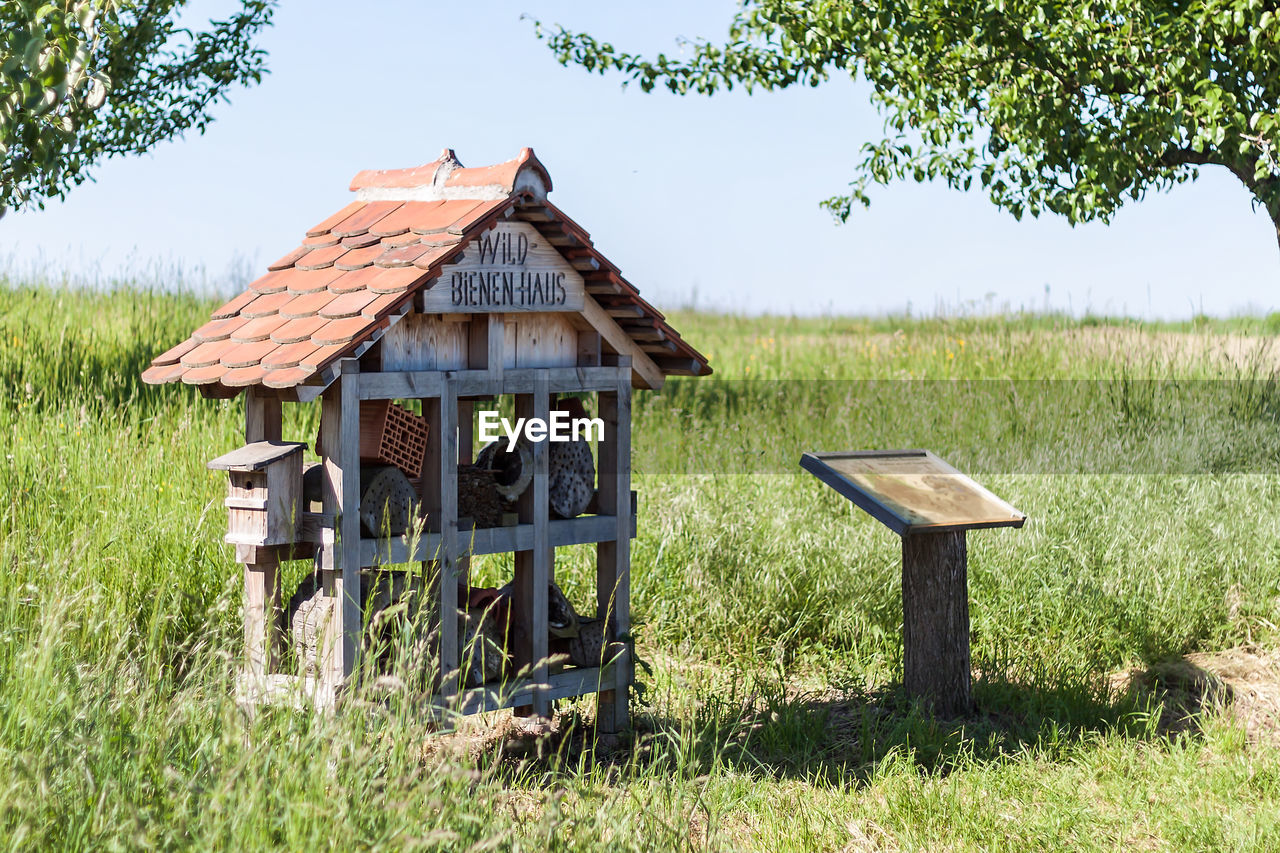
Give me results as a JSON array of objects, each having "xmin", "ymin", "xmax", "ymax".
[{"xmin": 234, "ymin": 357, "xmax": 637, "ymax": 729}]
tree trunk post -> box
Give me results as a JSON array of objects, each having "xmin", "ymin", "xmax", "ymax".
[{"xmin": 901, "ymin": 529, "xmax": 972, "ymax": 717}]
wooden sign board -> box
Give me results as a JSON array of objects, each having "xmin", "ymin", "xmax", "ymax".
[
  {"xmin": 800, "ymin": 450, "xmax": 1025, "ymax": 536},
  {"xmin": 422, "ymin": 221, "xmax": 586, "ymax": 314}
]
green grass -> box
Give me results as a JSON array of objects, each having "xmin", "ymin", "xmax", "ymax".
[{"xmin": 2, "ymin": 281, "xmax": 1280, "ymax": 850}]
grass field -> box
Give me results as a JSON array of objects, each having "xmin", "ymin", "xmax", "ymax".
[{"xmin": 2, "ymin": 282, "xmax": 1280, "ymax": 850}]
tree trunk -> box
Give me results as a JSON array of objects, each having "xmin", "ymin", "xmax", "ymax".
[{"xmin": 901, "ymin": 530, "xmax": 972, "ymax": 717}]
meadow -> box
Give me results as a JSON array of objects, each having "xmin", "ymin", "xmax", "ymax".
[{"xmin": 1, "ymin": 281, "xmax": 1279, "ymax": 850}]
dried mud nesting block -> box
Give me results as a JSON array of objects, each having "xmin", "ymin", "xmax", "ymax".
[
  {"xmin": 458, "ymin": 464, "xmax": 505, "ymax": 528},
  {"xmin": 549, "ymin": 438, "xmax": 595, "ymax": 518}
]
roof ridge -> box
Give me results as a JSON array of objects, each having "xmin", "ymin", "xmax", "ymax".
[{"xmin": 350, "ymin": 147, "xmax": 551, "ymax": 204}]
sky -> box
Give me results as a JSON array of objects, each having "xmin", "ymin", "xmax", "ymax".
[{"xmin": 4, "ymin": 0, "xmax": 1279, "ymax": 319}]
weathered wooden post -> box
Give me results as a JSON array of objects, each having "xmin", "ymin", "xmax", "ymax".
[{"xmin": 801, "ymin": 450, "xmax": 1025, "ymax": 717}]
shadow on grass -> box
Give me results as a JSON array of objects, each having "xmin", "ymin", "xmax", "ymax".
[{"xmin": 485, "ymin": 657, "xmax": 1236, "ymax": 787}]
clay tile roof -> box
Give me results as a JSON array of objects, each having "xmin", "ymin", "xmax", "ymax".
[{"xmin": 142, "ymin": 148, "xmax": 710, "ymax": 395}]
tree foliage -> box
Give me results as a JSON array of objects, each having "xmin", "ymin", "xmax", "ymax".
[
  {"xmin": 538, "ymin": 1, "xmax": 1280, "ymax": 244},
  {"xmin": 1, "ymin": 1, "xmax": 274, "ymax": 213}
]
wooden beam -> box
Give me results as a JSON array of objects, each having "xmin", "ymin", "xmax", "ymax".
[
  {"xmin": 244, "ymin": 386, "xmax": 282, "ymax": 443},
  {"xmin": 336, "ymin": 360, "xmax": 363, "ymax": 685},
  {"xmin": 580, "ymin": 296, "xmax": 666, "ymax": 390},
  {"xmin": 243, "ymin": 557, "xmax": 281, "ymax": 683},
  {"xmin": 513, "ymin": 376, "xmax": 552, "ymax": 718},
  {"xmin": 595, "ymin": 365, "xmax": 632, "ymax": 733}
]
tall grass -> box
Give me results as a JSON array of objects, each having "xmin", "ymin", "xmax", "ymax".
[{"xmin": 2, "ymin": 283, "xmax": 1279, "ymax": 850}]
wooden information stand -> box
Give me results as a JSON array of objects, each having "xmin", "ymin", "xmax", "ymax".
[{"xmin": 800, "ymin": 449, "xmax": 1026, "ymax": 716}]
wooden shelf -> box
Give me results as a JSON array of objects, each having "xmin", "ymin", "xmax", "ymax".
[{"xmin": 359, "ymin": 513, "xmax": 636, "ymax": 567}]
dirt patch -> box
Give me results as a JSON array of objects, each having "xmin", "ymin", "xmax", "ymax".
[{"xmin": 1110, "ymin": 646, "xmax": 1280, "ymax": 741}]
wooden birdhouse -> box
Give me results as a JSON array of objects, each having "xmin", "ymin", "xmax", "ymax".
[
  {"xmin": 141, "ymin": 148, "xmax": 711, "ymax": 730},
  {"xmin": 208, "ymin": 441, "xmax": 306, "ymax": 546}
]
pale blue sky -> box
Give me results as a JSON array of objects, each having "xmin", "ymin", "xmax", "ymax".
[{"xmin": 5, "ymin": 1, "xmax": 1278, "ymax": 318}]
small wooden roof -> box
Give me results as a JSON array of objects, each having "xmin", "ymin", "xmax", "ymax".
[
  {"xmin": 207, "ymin": 440, "xmax": 305, "ymax": 472},
  {"xmin": 141, "ymin": 148, "xmax": 711, "ymax": 395}
]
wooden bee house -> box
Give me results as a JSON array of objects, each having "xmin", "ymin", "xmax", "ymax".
[
  {"xmin": 142, "ymin": 148, "xmax": 711, "ymax": 730},
  {"xmin": 209, "ymin": 441, "xmax": 305, "ymax": 546}
]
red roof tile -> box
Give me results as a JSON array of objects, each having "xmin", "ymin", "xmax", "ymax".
[
  {"xmin": 330, "ymin": 200, "xmax": 403, "ymax": 238},
  {"xmin": 295, "ymin": 244, "xmax": 346, "ymax": 271},
  {"xmin": 142, "ymin": 148, "xmax": 710, "ymax": 392},
  {"xmin": 361, "ymin": 291, "xmax": 411, "ymax": 319},
  {"xmin": 334, "ymin": 244, "xmax": 383, "ymax": 270},
  {"xmin": 300, "ymin": 342, "xmax": 350, "ymax": 370},
  {"xmin": 319, "ymin": 290, "xmax": 379, "ymax": 319},
  {"xmin": 303, "ymin": 232, "xmax": 341, "ymax": 248},
  {"xmin": 312, "ymin": 316, "xmax": 374, "ymax": 346},
  {"xmin": 329, "ymin": 266, "xmax": 382, "ymax": 293},
  {"xmin": 340, "ymin": 232, "xmax": 382, "ymax": 249},
  {"xmin": 190, "ymin": 317, "xmax": 247, "ymax": 344},
  {"xmin": 231, "ymin": 314, "xmax": 289, "ymax": 343},
  {"xmin": 142, "ymin": 361, "xmax": 187, "ymax": 384},
  {"xmin": 249, "ymin": 270, "xmax": 291, "ymax": 295},
  {"xmin": 240, "ymin": 290, "xmax": 293, "ymax": 318},
  {"xmin": 182, "ymin": 338, "xmax": 237, "ymax": 368},
  {"xmin": 271, "ymin": 315, "xmax": 330, "ymax": 344},
  {"xmin": 222, "ymin": 339, "xmax": 278, "ymax": 369},
  {"xmin": 375, "ymin": 241, "xmax": 435, "ymax": 267},
  {"xmin": 370, "ymin": 265, "xmax": 431, "ymax": 292},
  {"xmin": 350, "ymin": 157, "xmax": 447, "ymax": 191},
  {"xmin": 222, "ymin": 364, "xmax": 271, "ymax": 387},
  {"xmin": 268, "ymin": 246, "xmax": 310, "ymax": 271},
  {"xmin": 151, "ymin": 336, "xmax": 201, "ymax": 365},
  {"xmin": 279, "ymin": 289, "xmax": 339, "ymax": 320},
  {"xmin": 368, "ymin": 201, "xmax": 444, "ymax": 237},
  {"xmin": 263, "ymin": 366, "xmax": 317, "ymax": 388},
  {"xmin": 261, "ymin": 340, "xmax": 321, "ymax": 370},
  {"xmin": 181, "ymin": 363, "xmax": 229, "ymax": 385},
  {"xmin": 410, "ymin": 199, "xmax": 482, "ymax": 234},
  {"xmin": 307, "ymin": 201, "xmax": 364, "ymax": 237},
  {"xmin": 286, "ymin": 267, "xmax": 346, "ymax": 294},
  {"xmin": 211, "ymin": 289, "xmax": 258, "ymax": 320}
]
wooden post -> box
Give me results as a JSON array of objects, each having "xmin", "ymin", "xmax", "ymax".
[
  {"xmin": 456, "ymin": 398, "xmax": 473, "ymax": 587},
  {"xmin": 901, "ymin": 530, "xmax": 972, "ymax": 717},
  {"xmin": 244, "ymin": 386, "xmax": 282, "ymax": 443},
  {"xmin": 241, "ymin": 388, "xmax": 283, "ymax": 686},
  {"xmin": 319, "ymin": 360, "xmax": 362, "ymax": 700},
  {"xmin": 595, "ymin": 358, "xmax": 632, "ymax": 733},
  {"xmin": 242, "ymin": 552, "xmax": 281, "ymax": 682},
  {"xmin": 513, "ymin": 373, "xmax": 551, "ymax": 717},
  {"xmin": 423, "ymin": 384, "xmax": 460, "ymax": 700}
]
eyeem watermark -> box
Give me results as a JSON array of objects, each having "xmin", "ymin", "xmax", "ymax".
[{"xmin": 477, "ymin": 410, "xmax": 603, "ymax": 443}]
